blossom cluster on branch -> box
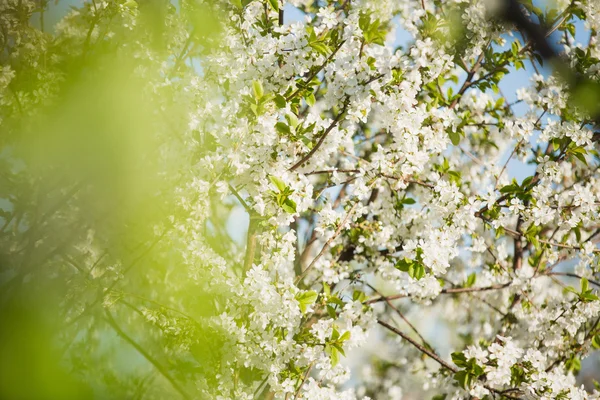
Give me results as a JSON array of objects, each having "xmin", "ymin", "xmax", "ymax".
[{"xmin": 1, "ymin": 0, "xmax": 600, "ymax": 399}]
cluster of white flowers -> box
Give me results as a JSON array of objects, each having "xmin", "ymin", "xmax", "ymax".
[{"xmin": 457, "ymin": 336, "xmax": 597, "ymax": 399}]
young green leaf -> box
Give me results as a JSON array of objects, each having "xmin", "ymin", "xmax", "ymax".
[
  {"xmin": 252, "ymin": 80, "xmax": 264, "ymax": 99},
  {"xmin": 448, "ymin": 130, "xmax": 460, "ymax": 145},
  {"xmin": 275, "ymin": 122, "xmax": 291, "ymax": 136},
  {"xmin": 305, "ymin": 92, "xmax": 316, "ymax": 107},
  {"xmin": 296, "ymin": 290, "xmax": 318, "ymax": 313},
  {"xmin": 282, "ymin": 198, "xmax": 297, "ymax": 213},
  {"xmin": 465, "ymin": 273, "xmax": 476, "ymax": 288},
  {"xmin": 269, "ymin": 175, "xmax": 286, "ymax": 192},
  {"xmin": 274, "ymin": 94, "xmax": 287, "ymax": 108}
]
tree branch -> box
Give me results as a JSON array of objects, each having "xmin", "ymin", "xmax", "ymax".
[
  {"xmin": 289, "ymin": 102, "xmax": 348, "ymax": 172},
  {"xmin": 365, "ymin": 282, "xmax": 513, "ymax": 304}
]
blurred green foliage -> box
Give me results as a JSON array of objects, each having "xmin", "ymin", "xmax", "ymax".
[{"xmin": 0, "ymin": 0, "xmax": 227, "ymax": 398}]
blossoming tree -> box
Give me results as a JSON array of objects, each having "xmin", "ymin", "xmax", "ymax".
[{"xmin": 1, "ymin": 0, "xmax": 600, "ymax": 399}]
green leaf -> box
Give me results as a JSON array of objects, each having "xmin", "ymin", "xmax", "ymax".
[
  {"xmin": 592, "ymin": 335, "xmax": 600, "ymax": 349},
  {"xmin": 269, "ymin": 175, "xmax": 286, "ymax": 192},
  {"xmin": 310, "ymin": 41, "xmax": 330, "ymax": 55},
  {"xmin": 453, "ymin": 370, "xmax": 472, "ymax": 389},
  {"xmin": 515, "ymin": 60, "xmax": 524, "ymax": 70},
  {"xmin": 564, "ymin": 285, "xmax": 579, "ymax": 295},
  {"xmin": 465, "ymin": 273, "xmax": 476, "ymax": 288},
  {"xmin": 275, "ymin": 122, "xmax": 291, "ymax": 136},
  {"xmin": 252, "ymin": 80, "xmax": 264, "ymax": 99},
  {"xmin": 566, "ymin": 355, "xmax": 581, "ymax": 374},
  {"xmin": 581, "ymin": 278, "xmax": 590, "ymax": 294},
  {"xmin": 552, "ymin": 139, "xmax": 561, "ymax": 151},
  {"xmin": 352, "ymin": 290, "xmax": 367, "ymax": 303},
  {"xmin": 331, "ymin": 327, "xmax": 340, "ymax": 341},
  {"xmin": 510, "ymin": 364, "xmax": 526, "ymax": 386},
  {"xmin": 521, "ymin": 175, "xmax": 534, "ymax": 188},
  {"xmin": 500, "ymin": 183, "xmax": 520, "ymax": 194},
  {"xmin": 295, "ymin": 290, "xmax": 318, "ymax": 313},
  {"xmin": 447, "ymin": 170, "xmax": 461, "ymax": 185},
  {"xmin": 410, "ymin": 262, "xmax": 425, "ymax": 280},
  {"xmin": 274, "ymin": 94, "xmax": 287, "ymax": 108},
  {"xmin": 250, "ymin": 103, "xmax": 258, "ymax": 116},
  {"xmin": 330, "ymin": 346, "xmax": 340, "ymax": 367},
  {"xmin": 402, "ymin": 197, "xmax": 416, "ymax": 205},
  {"xmin": 448, "ymin": 130, "xmax": 460, "ymax": 145},
  {"xmin": 395, "ymin": 257, "xmax": 413, "ymax": 272},
  {"xmin": 451, "ymin": 351, "xmax": 468, "ymax": 368},
  {"xmin": 470, "ymin": 360, "xmax": 484, "ymax": 377},
  {"xmin": 327, "ymin": 296, "xmax": 344, "ymax": 307},
  {"xmin": 581, "ymin": 292, "xmax": 599, "ymax": 302},
  {"xmin": 574, "ymin": 227, "xmax": 582, "ymax": 242},
  {"xmin": 282, "ymin": 198, "xmax": 297, "ymax": 213},
  {"xmin": 267, "ymin": 0, "xmax": 279, "ymax": 11},
  {"xmin": 285, "ymin": 113, "xmax": 299, "ymax": 128},
  {"xmin": 305, "ymin": 92, "xmax": 316, "ymax": 107},
  {"xmin": 495, "ymin": 226, "xmax": 505, "ymax": 238},
  {"xmin": 326, "ymin": 305, "xmax": 336, "ymax": 318},
  {"xmin": 573, "ymin": 151, "xmax": 588, "ymax": 165},
  {"xmin": 511, "ymin": 41, "xmax": 519, "ymax": 55},
  {"xmin": 332, "ymin": 342, "xmax": 345, "ymax": 357},
  {"xmin": 339, "ymin": 331, "xmax": 351, "ymax": 342}
]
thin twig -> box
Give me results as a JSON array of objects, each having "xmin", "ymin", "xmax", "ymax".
[
  {"xmin": 365, "ymin": 282, "xmax": 513, "ymax": 304},
  {"xmin": 289, "ymin": 103, "xmax": 348, "ymax": 171},
  {"xmin": 377, "ymin": 320, "xmax": 457, "ymax": 372},
  {"xmin": 292, "ymin": 362, "xmax": 315, "ymax": 400},
  {"xmin": 378, "ymin": 320, "xmax": 523, "ymax": 399},
  {"xmin": 547, "ymin": 272, "xmax": 600, "ymax": 288},
  {"xmin": 104, "ymin": 309, "xmax": 191, "ymax": 400}
]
